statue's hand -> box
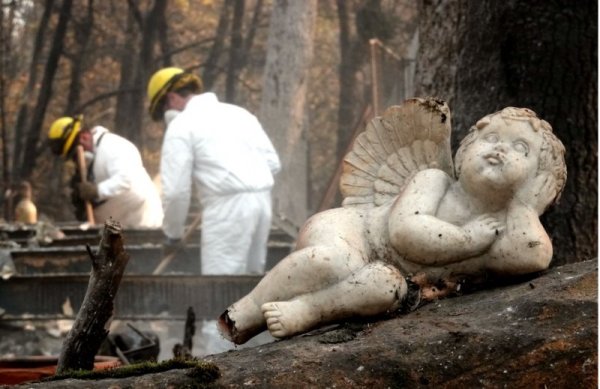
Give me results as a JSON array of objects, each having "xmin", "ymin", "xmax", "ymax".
[
  {"xmin": 462, "ymin": 214, "xmax": 505, "ymax": 254},
  {"xmin": 516, "ymin": 173, "xmax": 556, "ymax": 215}
]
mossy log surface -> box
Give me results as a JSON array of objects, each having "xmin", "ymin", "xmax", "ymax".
[{"xmin": 11, "ymin": 259, "xmax": 597, "ymax": 388}]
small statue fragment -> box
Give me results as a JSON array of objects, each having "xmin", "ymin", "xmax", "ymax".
[{"xmin": 218, "ymin": 98, "xmax": 567, "ymax": 345}]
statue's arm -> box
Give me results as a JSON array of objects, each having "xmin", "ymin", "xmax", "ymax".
[
  {"xmin": 486, "ymin": 200, "xmax": 552, "ymax": 275},
  {"xmin": 388, "ymin": 169, "xmax": 488, "ymax": 266}
]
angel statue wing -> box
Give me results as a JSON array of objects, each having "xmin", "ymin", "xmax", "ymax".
[{"xmin": 340, "ymin": 97, "xmax": 454, "ymax": 208}]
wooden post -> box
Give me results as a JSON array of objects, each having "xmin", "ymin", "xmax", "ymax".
[
  {"xmin": 56, "ymin": 218, "xmax": 129, "ymax": 374},
  {"xmin": 173, "ymin": 307, "xmax": 196, "ymax": 359},
  {"xmin": 76, "ymin": 145, "xmax": 95, "ymax": 225},
  {"xmin": 369, "ymin": 39, "xmax": 381, "ymax": 116}
]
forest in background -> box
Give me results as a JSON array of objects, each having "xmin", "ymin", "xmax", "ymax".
[
  {"xmin": 0, "ymin": 0, "xmax": 596, "ymax": 264},
  {"xmin": 0, "ymin": 0, "xmax": 417, "ymax": 224}
]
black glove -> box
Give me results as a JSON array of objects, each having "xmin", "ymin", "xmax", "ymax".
[
  {"xmin": 77, "ymin": 182, "xmax": 99, "ymax": 201},
  {"xmin": 70, "ymin": 172, "xmax": 86, "ymax": 221},
  {"xmin": 162, "ymin": 237, "xmax": 183, "ymax": 257}
]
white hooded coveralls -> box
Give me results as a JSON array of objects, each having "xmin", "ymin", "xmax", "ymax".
[
  {"xmin": 161, "ymin": 93, "xmax": 280, "ymax": 275},
  {"xmin": 90, "ymin": 126, "xmax": 163, "ymax": 228}
]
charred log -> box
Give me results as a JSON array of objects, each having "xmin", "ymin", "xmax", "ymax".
[{"xmin": 56, "ymin": 219, "xmax": 130, "ymax": 374}]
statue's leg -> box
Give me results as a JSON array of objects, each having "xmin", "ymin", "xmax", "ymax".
[
  {"xmin": 218, "ymin": 245, "xmax": 365, "ymax": 344},
  {"xmin": 262, "ymin": 261, "xmax": 406, "ymax": 339}
]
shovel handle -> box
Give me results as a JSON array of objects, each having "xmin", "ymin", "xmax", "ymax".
[
  {"xmin": 76, "ymin": 145, "xmax": 95, "ymax": 225},
  {"xmin": 153, "ymin": 213, "xmax": 202, "ymax": 275}
]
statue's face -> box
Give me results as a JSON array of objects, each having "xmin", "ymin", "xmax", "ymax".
[{"xmin": 460, "ymin": 116, "xmax": 542, "ymax": 192}]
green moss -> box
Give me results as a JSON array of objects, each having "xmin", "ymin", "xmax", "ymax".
[{"xmin": 48, "ymin": 358, "xmax": 219, "ymax": 383}]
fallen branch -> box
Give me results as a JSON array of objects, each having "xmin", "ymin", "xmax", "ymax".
[{"xmin": 56, "ymin": 218, "xmax": 130, "ymax": 374}]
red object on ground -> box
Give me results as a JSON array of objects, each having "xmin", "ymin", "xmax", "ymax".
[{"xmin": 0, "ymin": 355, "xmax": 121, "ymax": 385}]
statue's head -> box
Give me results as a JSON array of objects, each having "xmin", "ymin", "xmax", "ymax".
[{"xmin": 454, "ymin": 107, "xmax": 567, "ymax": 206}]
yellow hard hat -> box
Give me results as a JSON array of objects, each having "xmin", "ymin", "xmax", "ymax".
[
  {"xmin": 47, "ymin": 116, "xmax": 82, "ymax": 157},
  {"xmin": 147, "ymin": 67, "xmax": 203, "ymax": 121}
]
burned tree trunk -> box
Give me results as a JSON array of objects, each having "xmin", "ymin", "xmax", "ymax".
[
  {"xmin": 56, "ymin": 219, "xmax": 130, "ymax": 374},
  {"xmin": 20, "ymin": 0, "xmax": 73, "ymax": 180},
  {"xmin": 414, "ymin": 0, "xmax": 597, "ymax": 265},
  {"xmin": 259, "ymin": 0, "xmax": 317, "ymax": 230},
  {"xmin": 207, "ymin": 260, "xmax": 597, "ymax": 387},
  {"xmin": 11, "ymin": 0, "xmax": 54, "ymax": 183},
  {"xmin": 22, "ymin": 260, "xmax": 596, "ymax": 388}
]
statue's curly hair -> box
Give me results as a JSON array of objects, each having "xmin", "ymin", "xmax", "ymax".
[{"xmin": 454, "ymin": 107, "xmax": 567, "ymax": 205}]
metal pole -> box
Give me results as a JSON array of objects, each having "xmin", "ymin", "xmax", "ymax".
[{"xmin": 369, "ymin": 39, "xmax": 381, "ymax": 116}]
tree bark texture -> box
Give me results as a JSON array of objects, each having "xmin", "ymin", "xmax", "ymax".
[
  {"xmin": 20, "ymin": 260, "xmax": 596, "ymax": 388},
  {"xmin": 259, "ymin": 0, "xmax": 317, "ymax": 230},
  {"xmin": 414, "ymin": 0, "xmax": 597, "ymax": 265},
  {"xmin": 206, "ymin": 260, "xmax": 597, "ymax": 387},
  {"xmin": 56, "ymin": 219, "xmax": 130, "ymax": 374}
]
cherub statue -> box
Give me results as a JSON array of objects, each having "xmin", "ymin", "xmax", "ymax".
[{"xmin": 218, "ymin": 98, "xmax": 567, "ymax": 345}]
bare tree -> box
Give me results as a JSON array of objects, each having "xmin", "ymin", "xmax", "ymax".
[
  {"xmin": 114, "ymin": 0, "xmax": 168, "ymax": 146},
  {"xmin": 113, "ymin": 3, "xmax": 138, "ymax": 137},
  {"xmin": 260, "ymin": 0, "xmax": 318, "ymax": 232},
  {"xmin": 20, "ymin": 0, "xmax": 73, "ymax": 180},
  {"xmin": 202, "ymin": 0, "xmax": 233, "ymax": 90},
  {"xmin": 225, "ymin": 0, "xmax": 265, "ymax": 103},
  {"xmin": 335, "ymin": 0, "xmax": 395, "ymax": 162},
  {"xmin": 225, "ymin": 0, "xmax": 244, "ymax": 103},
  {"xmin": 65, "ymin": 0, "xmax": 94, "ymax": 111},
  {"xmin": 240, "ymin": 0, "xmax": 263, "ymax": 69},
  {"xmin": 415, "ymin": 0, "xmax": 597, "ymax": 264},
  {"xmin": 11, "ymin": 0, "xmax": 55, "ymax": 181}
]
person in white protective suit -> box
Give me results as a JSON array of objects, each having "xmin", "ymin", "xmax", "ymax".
[
  {"xmin": 147, "ymin": 67, "xmax": 280, "ymax": 356},
  {"xmin": 147, "ymin": 67, "xmax": 281, "ymax": 276},
  {"xmin": 47, "ymin": 116, "xmax": 163, "ymax": 228}
]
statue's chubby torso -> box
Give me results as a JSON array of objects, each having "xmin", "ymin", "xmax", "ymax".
[{"xmin": 363, "ymin": 197, "xmax": 488, "ymax": 281}]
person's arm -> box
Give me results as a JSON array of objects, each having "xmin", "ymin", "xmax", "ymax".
[
  {"xmin": 95, "ymin": 137, "xmax": 137, "ymax": 199},
  {"xmin": 160, "ymin": 132, "xmax": 193, "ymax": 239},
  {"xmin": 96, "ymin": 169, "xmax": 132, "ymax": 199},
  {"xmin": 484, "ymin": 172, "xmax": 555, "ymax": 274},
  {"xmin": 486, "ymin": 200, "xmax": 552, "ymax": 275},
  {"xmin": 389, "ymin": 169, "xmax": 503, "ymax": 266},
  {"xmin": 251, "ymin": 117, "xmax": 281, "ymax": 175}
]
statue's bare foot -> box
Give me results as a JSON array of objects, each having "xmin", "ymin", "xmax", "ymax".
[{"xmin": 261, "ymin": 300, "xmax": 316, "ymax": 339}]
